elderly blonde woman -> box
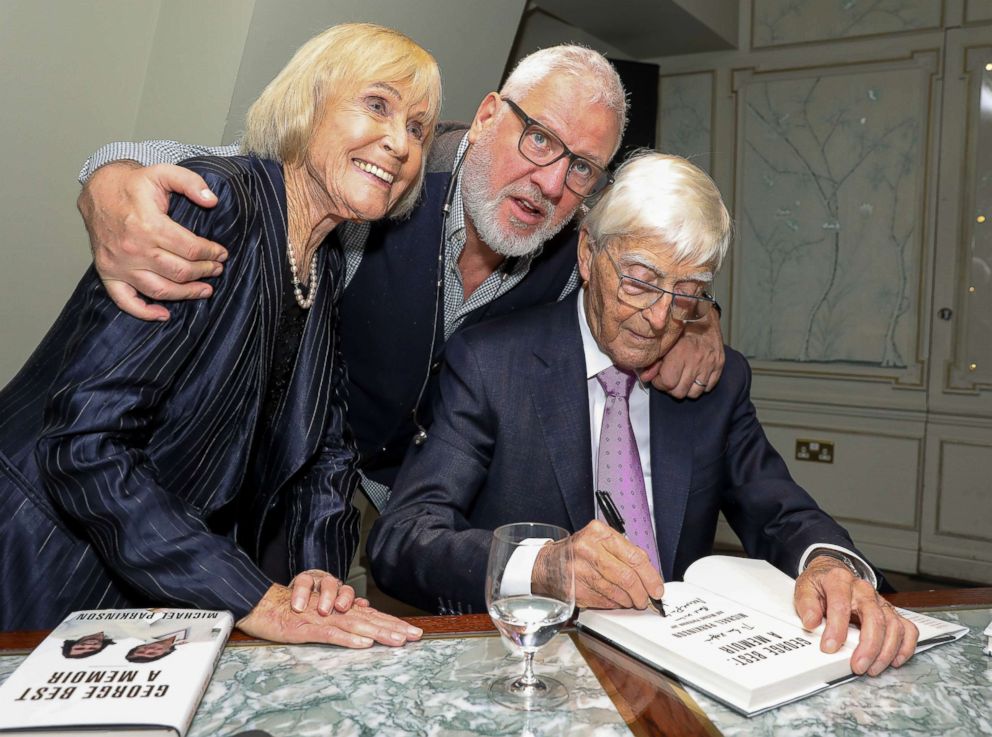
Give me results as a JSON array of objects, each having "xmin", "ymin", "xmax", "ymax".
[{"xmin": 0, "ymin": 23, "xmax": 440, "ymax": 647}]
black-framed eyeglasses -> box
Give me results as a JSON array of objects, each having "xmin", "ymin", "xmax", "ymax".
[
  {"xmin": 603, "ymin": 248, "xmax": 717, "ymax": 323},
  {"xmin": 503, "ymin": 98, "xmax": 613, "ymax": 198}
]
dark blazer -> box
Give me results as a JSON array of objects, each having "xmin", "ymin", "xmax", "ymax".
[
  {"xmin": 339, "ymin": 126, "xmax": 579, "ymax": 489},
  {"xmin": 0, "ymin": 156, "xmax": 359, "ymax": 631},
  {"xmin": 368, "ymin": 293, "xmax": 870, "ymax": 615}
]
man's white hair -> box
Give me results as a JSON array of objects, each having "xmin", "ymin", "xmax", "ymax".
[
  {"xmin": 583, "ymin": 151, "xmax": 733, "ymax": 270},
  {"xmin": 500, "ymin": 45, "xmax": 628, "ymax": 155}
]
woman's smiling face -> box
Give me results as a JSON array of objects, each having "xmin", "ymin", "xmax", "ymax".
[{"xmin": 303, "ymin": 79, "xmax": 430, "ymax": 222}]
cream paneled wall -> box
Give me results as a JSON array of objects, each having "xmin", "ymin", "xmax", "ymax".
[
  {"xmin": 0, "ymin": 0, "xmax": 162, "ymax": 386},
  {"xmin": 652, "ymin": 0, "xmax": 992, "ymax": 583}
]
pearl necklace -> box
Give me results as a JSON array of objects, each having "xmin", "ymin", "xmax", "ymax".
[{"xmin": 286, "ymin": 240, "xmax": 318, "ymax": 309}]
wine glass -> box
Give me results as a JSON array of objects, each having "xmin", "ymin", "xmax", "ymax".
[{"xmin": 485, "ymin": 522, "xmax": 575, "ymax": 710}]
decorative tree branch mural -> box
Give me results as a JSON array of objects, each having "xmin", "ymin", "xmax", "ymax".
[
  {"xmin": 738, "ymin": 69, "xmax": 921, "ymax": 366},
  {"xmin": 753, "ymin": 0, "xmax": 939, "ymax": 47},
  {"xmin": 659, "ymin": 74, "xmax": 713, "ymax": 175}
]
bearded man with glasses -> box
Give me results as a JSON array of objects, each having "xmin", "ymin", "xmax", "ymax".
[{"xmin": 370, "ymin": 151, "xmax": 919, "ymax": 680}]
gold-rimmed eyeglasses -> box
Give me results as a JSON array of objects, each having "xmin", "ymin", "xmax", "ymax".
[
  {"xmin": 603, "ymin": 248, "xmax": 717, "ymax": 323},
  {"xmin": 503, "ymin": 98, "xmax": 614, "ymax": 199}
]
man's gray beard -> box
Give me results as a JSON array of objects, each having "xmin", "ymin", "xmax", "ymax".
[{"xmin": 460, "ymin": 137, "xmax": 575, "ymax": 259}]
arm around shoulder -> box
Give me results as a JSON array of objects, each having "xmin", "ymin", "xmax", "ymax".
[
  {"xmin": 78, "ymin": 139, "xmax": 240, "ymax": 184},
  {"xmin": 640, "ymin": 308, "xmax": 726, "ymax": 399},
  {"xmin": 78, "ymin": 149, "xmax": 237, "ymax": 320}
]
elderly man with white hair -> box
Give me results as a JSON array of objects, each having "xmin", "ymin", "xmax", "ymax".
[{"xmin": 369, "ymin": 151, "xmax": 919, "ymax": 678}]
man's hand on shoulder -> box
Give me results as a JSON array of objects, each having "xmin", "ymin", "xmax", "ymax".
[
  {"xmin": 793, "ymin": 555, "xmax": 918, "ymax": 676},
  {"xmin": 237, "ymin": 583, "xmax": 423, "ymax": 648},
  {"xmin": 533, "ymin": 520, "xmax": 665, "ymax": 610},
  {"xmin": 638, "ymin": 309, "xmax": 725, "ymax": 399},
  {"xmin": 78, "ymin": 161, "xmax": 227, "ymax": 321}
]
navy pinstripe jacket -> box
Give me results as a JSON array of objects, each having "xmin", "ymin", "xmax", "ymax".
[{"xmin": 0, "ymin": 156, "xmax": 360, "ymax": 630}]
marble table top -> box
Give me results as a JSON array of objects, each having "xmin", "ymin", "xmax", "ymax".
[
  {"xmin": 689, "ymin": 607, "xmax": 992, "ymax": 737},
  {"xmin": 2, "ymin": 608, "xmax": 989, "ymax": 736},
  {"xmin": 0, "ymin": 633, "xmax": 632, "ymax": 737}
]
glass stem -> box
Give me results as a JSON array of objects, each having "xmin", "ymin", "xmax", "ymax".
[{"xmin": 520, "ymin": 651, "xmax": 538, "ymax": 687}]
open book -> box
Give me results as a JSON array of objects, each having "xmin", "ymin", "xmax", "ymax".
[
  {"xmin": 0, "ymin": 609, "xmax": 233, "ymax": 736},
  {"xmin": 577, "ymin": 556, "xmax": 967, "ymax": 717}
]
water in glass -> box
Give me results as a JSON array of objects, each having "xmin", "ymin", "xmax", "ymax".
[{"xmin": 485, "ymin": 522, "xmax": 575, "ymax": 710}]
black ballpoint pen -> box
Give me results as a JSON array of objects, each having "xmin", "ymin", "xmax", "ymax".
[{"xmin": 594, "ymin": 489, "xmax": 666, "ymax": 617}]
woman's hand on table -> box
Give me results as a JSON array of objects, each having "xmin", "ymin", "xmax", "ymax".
[{"xmin": 237, "ymin": 583, "xmax": 423, "ymax": 648}]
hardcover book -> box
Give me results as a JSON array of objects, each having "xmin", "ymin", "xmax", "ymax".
[
  {"xmin": 577, "ymin": 556, "xmax": 967, "ymax": 717},
  {"xmin": 0, "ymin": 608, "xmax": 233, "ymax": 736}
]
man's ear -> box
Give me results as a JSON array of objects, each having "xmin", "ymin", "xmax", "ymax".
[
  {"xmin": 577, "ymin": 228, "xmax": 594, "ymax": 284},
  {"xmin": 467, "ymin": 92, "xmax": 501, "ymax": 144}
]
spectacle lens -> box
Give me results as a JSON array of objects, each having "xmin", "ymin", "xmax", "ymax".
[
  {"xmin": 505, "ymin": 99, "xmax": 612, "ymax": 198},
  {"xmin": 607, "ymin": 249, "xmax": 714, "ymax": 322}
]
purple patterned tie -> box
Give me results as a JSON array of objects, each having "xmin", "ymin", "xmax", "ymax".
[{"xmin": 596, "ymin": 365, "xmax": 661, "ymax": 571}]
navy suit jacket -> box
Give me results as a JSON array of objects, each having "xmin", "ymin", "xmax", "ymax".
[
  {"xmin": 368, "ymin": 293, "xmax": 869, "ymax": 614},
  {"xmin": 0, "ymin": 156, "xmax": 359, "ymax": 630}
]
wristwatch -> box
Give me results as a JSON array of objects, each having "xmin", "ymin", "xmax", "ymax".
[{"xmin": 809, "ymin": 549, "xmax": 866, "ymax": 580}]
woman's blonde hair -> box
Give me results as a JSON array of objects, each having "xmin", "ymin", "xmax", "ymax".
[{"xmin": 242, "ymin": 23, "xmax": 442, "ymax": 218}]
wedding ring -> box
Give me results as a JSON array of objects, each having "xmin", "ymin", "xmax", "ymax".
[{"xmin": 692, "ymin": 378, "xmax": 707, "ymax": 388}]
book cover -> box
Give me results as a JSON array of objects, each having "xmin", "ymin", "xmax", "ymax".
[
  {"xmin": 577, "ymin": 556, "xmax": 968, "ymax": 717},
  {"xmin": 0, "ymin": 609, "xmax": 233, "ymax": 736}
]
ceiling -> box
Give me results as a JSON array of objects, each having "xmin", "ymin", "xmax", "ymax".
[{"xmin": 530, "ymin": 0, "xmax": 738, "ymax": 58}]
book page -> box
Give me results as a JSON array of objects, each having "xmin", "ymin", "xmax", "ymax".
[
  {"xmin": 682, "ymin": 556, "xmax": 968, "ymax": 648},
  {"xmin": 683, "ymin": 556, "xmax": 836, "ymax": 634},
  {"xmin": 579, "ymin": 580, "xmax": 855, "ymax": 714},
  {"xmin": 580, "ymin": 555, "xmax": 969, "ymax": 716}
]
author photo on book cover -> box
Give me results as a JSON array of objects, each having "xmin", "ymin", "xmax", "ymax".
[
  {"xmin": 123, "ymin": 627, "xmax": 203, "ymax": 664},
  {"xmin": 61, "ymin": 632, "xmax": 116, "ymax": 660},
  {"xmin": 0, "ymin": 22, "xmax": 436, "ymax": 649}
]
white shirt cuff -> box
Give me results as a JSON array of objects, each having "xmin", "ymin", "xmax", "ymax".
[
  {"xmin": 501, "ymin": 538, "xmax": 552, "ymax": 597},
  {"xmin": 799, "ymin": 543, "xmax": 878, "ymax": 589}
]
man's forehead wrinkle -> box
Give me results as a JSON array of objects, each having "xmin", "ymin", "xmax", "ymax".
[{"xmin": 616, "ymin": 249, "xmax": 713, "ymax": 283}]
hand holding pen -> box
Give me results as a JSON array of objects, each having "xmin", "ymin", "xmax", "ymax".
[
  {"xmin": 595, "ymin": 489, "xmax": 666, "ymax": 617},
  {"xmin": 531, "ymin": 499, "xmax": 666, "ymax": 610}
]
